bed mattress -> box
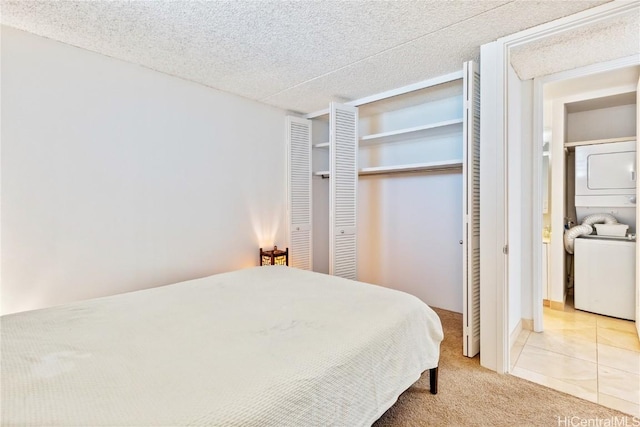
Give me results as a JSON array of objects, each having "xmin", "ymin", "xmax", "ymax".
[{"xmin": 1, "ymin": 266, "xmax": 443, "ymax": 426}]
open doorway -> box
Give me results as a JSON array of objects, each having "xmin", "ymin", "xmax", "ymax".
[
  {"xmin": 479, "ymin": 1, "xmax": 639, "ymax": 376},
  {"xmin": 510, "ymin": 63, "xmax": 640, "ymax": 417},
  {"xmin": 539, "ymin": 66, "xmax": 639, "ymax": 317}
]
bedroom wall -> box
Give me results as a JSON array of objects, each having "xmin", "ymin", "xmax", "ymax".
[{"xmin": 1, "ymin": 26, "xmax": 287, "ymax": 315}]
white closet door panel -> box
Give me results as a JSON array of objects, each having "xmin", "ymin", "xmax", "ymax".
[
  {"xmin": 290, "ymin": 227, "xmax": 312, "ymax": 270},
  {"xmin": 463, "ymin": 60, "xmax": 481, "ymax": 358},
  {"xmin": 333, "ymin": 226, "xmax": 357, "ymax": 236},
  {"xmin": 334, "ymin": 234, "xmax": 357, "ymax": 279},
  {"xmin": 287, "ymin": 116, "xmax": 312, "ymax": 270},
  {"xmin": 330, "ymin": 103, "xmax": 358, "ymax": 279}
]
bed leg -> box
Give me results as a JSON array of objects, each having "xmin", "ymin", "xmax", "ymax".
[{"xmin": 429, "ymin": 367, "xmax": 438, "ymax": 394}]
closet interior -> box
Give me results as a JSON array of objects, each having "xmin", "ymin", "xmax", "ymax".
[
  {"xmin": 286, "ymin": 62, "xmax": 480, "ymax": 331},
  {"xmin": 355, "ymin": 79, "xmax": 465, "ymax": 313}
]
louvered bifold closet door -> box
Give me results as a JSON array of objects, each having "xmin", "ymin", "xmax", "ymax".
[
  {"xmin": 463, "ymin": 60, "xmax": 481, "ymax": 358},
  {"xmin": 286, "ymin": 116, "xmax": 312, "ymax": 270},
  {"xmin": 329, "ymin": 103, "xmax": 358, "ymax": 279}
]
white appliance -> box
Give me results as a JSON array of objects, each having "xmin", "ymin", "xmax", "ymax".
[
  {"xmin": 572, "ymin": 141, "xmax": 637, "ymax": 320},
  {"xmin": 575, "ymin": 140, "xmax": 637, "ymax": 232},
  {"xmin": 574, "ymin": 236, "xmax": 636, "ymax": 320}
]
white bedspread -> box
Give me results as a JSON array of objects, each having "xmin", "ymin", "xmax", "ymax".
[{"xmin": 1, "ymin": 266, "xmax": 443, "ymax": 426}]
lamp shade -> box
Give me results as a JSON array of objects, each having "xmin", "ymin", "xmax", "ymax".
[{"xmin": 260, "ymin": 246, "xmax": 288, "ymax": 266}]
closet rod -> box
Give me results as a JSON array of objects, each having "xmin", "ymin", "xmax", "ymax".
[{"xmin": 314, "ymin": 160, "xmax": 463, "ymax": 179}]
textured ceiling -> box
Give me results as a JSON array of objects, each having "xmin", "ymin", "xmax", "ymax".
[
  {"xmin": 511, "ymin": 9, "xmax": 640, "ymax": 80},
  {"xmin": 0, "ymin": 0, "xmax": 620, "ymax": 113}
]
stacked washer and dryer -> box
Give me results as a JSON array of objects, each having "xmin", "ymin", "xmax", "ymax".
[{"xmin": 564, "ymin": 140, "xmax": 636, "ymax": 321}]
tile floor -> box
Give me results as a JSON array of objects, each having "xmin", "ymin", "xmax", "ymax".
[{"xmin": 510, "ymin": 300, "xmax": 640, "ymax": 417}]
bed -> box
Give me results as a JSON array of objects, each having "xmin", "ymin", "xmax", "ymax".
[{"xmin": 1, "ymin": 266, "xmax": 443, "ymax": 426}]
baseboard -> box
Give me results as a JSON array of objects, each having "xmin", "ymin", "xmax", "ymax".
[
  {"xmin": 543, "ymin": 299, "xmax": 550, "ymax": 307},
  {"xmin": 509, "ymin": 320, "xmax": 523, "ymax": 350},
  {"xmin": 510, "ymin": 317, "xmax": 535, "ymax": 350},
  {"xmin": 550, "ymin": 300, "xmax": 564, "ymax": 311}
]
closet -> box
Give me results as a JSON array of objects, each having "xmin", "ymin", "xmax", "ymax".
[
  {"xmin": 285, "ymin": 116, "xmax": 312, "ymax": 270},
  {"xmin": 286, "ymin": 61, "xmax": 480, "ymax": 355},
  {"xmin": 355, "ymin": 78, "xmax": 465, "ymax": 315},
  {"xmin": 286, "ymin": 103, "xmax": 358, "ymax": 279}
]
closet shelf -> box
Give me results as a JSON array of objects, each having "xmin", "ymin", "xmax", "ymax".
[
  {"xmin": 313, "ymin": 142, "xmax": 330, "ymax": 149},
  {"xmin": 359, "ymin": 160, "xmax": 463, "ymax": 176},
  {"xmin": 564, "ymin": 136, "xmax": 635, "ymax": 148},
  {"xmin": 360, "ymin": 118, "xmax": 463, "ymax": 145},
  {"xmin": 313, "ymin": 159, "xmax": 462, "ymax": 179}
]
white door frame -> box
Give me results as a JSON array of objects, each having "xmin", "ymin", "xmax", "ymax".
[{"xmin": 480, "ymin": 0, "xmax": 639, "ymax": 373}]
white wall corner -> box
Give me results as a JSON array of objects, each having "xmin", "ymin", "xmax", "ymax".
[{"xmin": 509, "ymin": 319, "xmax": 523, "ymax": 351}]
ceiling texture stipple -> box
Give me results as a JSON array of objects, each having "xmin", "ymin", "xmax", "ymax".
[
  {"xmin": 510, "ymin": 11, "xmax": 640, "ymax": 81},
  {"xmin": 1, "ymin": 0, "xmax": 631, "ymax": 113}
]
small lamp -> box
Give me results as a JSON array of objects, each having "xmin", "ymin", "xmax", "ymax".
[{"xmin": 260, "ymin": 246, "xmax": 288, "ymax": 266}]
